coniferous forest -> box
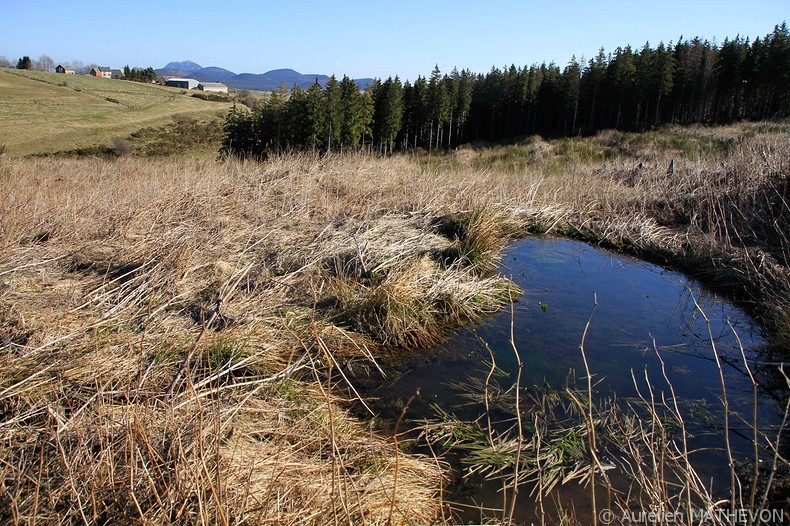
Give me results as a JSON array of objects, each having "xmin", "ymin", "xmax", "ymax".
[{"xmin": 222, "ymin": 23, "xmax": 790, "ymax": 157}]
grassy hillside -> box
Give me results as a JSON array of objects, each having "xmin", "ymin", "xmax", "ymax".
[{"xmin": 0, "ymin": 69, "xmax": 233, "ymax": 156}]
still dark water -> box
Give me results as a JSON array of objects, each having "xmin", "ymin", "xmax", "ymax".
[{"xmin": 366, "ymin": 236, "xmax": 780, "ymax": 523}]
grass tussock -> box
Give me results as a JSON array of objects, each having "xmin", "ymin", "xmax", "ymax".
[
  {"xmin": 327, "ymin": 254, "xmax": 518, "ymax": 349},
  {"xmin": 435, "ymin": 207, "xmax": 522, "ymax": 274},
  {"xmin": 0, "ymin": 121, "xmax": 788, "ymax": 523}
]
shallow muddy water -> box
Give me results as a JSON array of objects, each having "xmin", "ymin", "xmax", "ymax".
[{"xmin": 365, "ymin": 236, "xmax": 781, "ymax": 523}]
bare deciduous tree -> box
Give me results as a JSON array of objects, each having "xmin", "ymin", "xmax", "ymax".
[
  {"xmin": 71, "ymin": 60, "xmax": 89, "ymax": 75},
  {"xmin": 36, "ymin": 55, "xmax": 55, "ymax": 72}
]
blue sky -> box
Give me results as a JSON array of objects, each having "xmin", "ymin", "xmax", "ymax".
[{"xmin": 1, "ymin": 1, "xmax": 786, "ymax": 81}]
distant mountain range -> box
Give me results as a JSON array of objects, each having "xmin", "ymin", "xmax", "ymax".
[{"xmin": 157, "ymin": 60, "xmax": 374, "ymax": 92}]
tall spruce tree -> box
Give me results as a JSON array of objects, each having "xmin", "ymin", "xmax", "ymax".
[
  {"xmin": 611, "ymin": 46, "xmax": 637, "ymax": 129},
  {"xmin": 653, "ymin": 42, "xmax": 675, "ymax": 124},
  {"xmin": 404, "ymin": 76, "xmax": 429, "ymax": 148},
  {"xmin": 428, "ymin": 65, "xmax": 450, "ymax": 149},
  {"xmin": 454, "ymin": 69, "xmax": 475, "ymax": 145},
  {"xmin": 338, "ymin": 76, "xmax": 368, "ymax": 150},
  {"xmin": 563, "ymin": 57, "xmax": 582, "ymax": 134},
  {"xmin": 583, "ymin": 48, "xmax": 608, "ymax": 132},
  {"xmin": 325, "ymin": 75, "xmax": 342, "ymax": 150},
  {"xmin": 305, "ymin": 80, "xmax": 327, "ymax": 150},
  {"xmin": 373, "ymin": 76, "xmax": 404, "ymax": 153}
]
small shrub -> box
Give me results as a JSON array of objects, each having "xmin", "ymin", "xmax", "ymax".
[
  {"xmin": 112, "ymin": 138, "xmax": 132, "ymax": 157},
  {"xmin": 192, "ymin": 91, "xmax": 230, "ymax": 102},
  {"xmin": 236, "ymin": 89, "xmax": 257, "ymax": 109}
]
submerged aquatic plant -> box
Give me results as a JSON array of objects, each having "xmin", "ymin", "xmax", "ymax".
[{"xmin": 419, "ymin": 307, "xmax": 789, "ymax": 526}]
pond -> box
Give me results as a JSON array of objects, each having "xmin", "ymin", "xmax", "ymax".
[{"xmin": 363, "ymin": 236, "xmax": 781, "ymax": 523}]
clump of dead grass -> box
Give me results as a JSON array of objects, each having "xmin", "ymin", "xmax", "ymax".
[
  {"xmin": 433, "ymin": 207, "xmax": 522, "ymax": 275},
  {"xmin": 326, "ymin": 254, "xmax": 517, "ymax": 349}
]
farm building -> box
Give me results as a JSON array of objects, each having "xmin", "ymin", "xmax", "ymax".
[
  {"xmin": 111, "ymin": 69, "xmax": 125, "ymax": 79},
  {"xmin": 165, "ymin": 78, "xmax": 200, "ymax": 90},
  {"xmin": 198, "ymin": 82, "xmax": 228, "ymax": 93},
  {"xmin": 89, "ymin": 67, "xmax": 113, "ymax": 78},
  {"xmin": 55, "ymin": 65, "xmax": 75, "ymax": 74}
]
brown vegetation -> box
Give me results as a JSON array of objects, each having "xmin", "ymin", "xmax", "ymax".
[{"xmin": 0, "ymin": 122, "xmax": 788, "ymax": 524}]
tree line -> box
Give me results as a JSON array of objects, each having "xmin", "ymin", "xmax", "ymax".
[
  {"xmin": 1, "ymin": 55, "xmax": 55, "ymax": 72},
  {"xmin": 1, "ymin": 55, "xmax": 157, "ymax": 82},
  {"xmin": 221, "ymin": 22, "xmax": 790, "ymax": 157},
  {"xmin": 122, "ymin": 65, "xmax": 157, "ymax": 83}
]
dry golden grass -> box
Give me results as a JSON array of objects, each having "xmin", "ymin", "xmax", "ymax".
[
  {"xmin": 0, "ymin": 121, "xmax": 788, "ymax": 524},
  {"xmin": 0, "ymin": 154, "xmax": 520, "ymax": 524}
]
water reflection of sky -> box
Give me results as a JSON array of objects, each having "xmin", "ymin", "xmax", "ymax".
[
  {"xmin": 381, "ymin": 236, "xmax": 772, "ymax": 427},
  {"xmin": 489, "ymin": 237, "xmax": 766, "ymax": 402},
  {"xmin": 375, "ymin": 237, "xmax": 778, "ymax": 525}
]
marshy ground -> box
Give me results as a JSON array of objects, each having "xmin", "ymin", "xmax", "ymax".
[{"xmin": 0, "ymin": 122, "xmax": 788, "ymax": 524}]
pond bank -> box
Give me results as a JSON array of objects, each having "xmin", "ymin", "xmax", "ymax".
[{"xmin": 361, "ymin": 235, "xmax": 782, "ymax": 523}]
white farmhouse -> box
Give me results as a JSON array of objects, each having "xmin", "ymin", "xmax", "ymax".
[
  {"xmin": 165, "ymin": 78, "xmax": 200, "ymax": 89},
  {"xmin": 199, "ymin": 82, "xmax": 229, "ymax": 94}
]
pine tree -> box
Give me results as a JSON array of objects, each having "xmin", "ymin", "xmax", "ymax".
[
  {"xmin": 325, "ymin": 75, "xmax": 342, "ymax": 150},
  {"xmin": 714, "ymin": 37, "xmax": 746, "ymax": 122},
  {"xmin": 360, "ymin": 88, "xmax": 375, "ymax": 149},
  {"xmin": 610, "ymin": 46, "xmax": 637, "ymax": 128},
  {"xmin": 535, "ymin": 62, "xmax": 563, "ymax": 136},
  {"xmin": 305, "ymin": 80, "xmax": 327, "ymax": 150},
  {"xmin": 260, "ymin": 84, "xmax": 288, "ymax": 151},
  {"xmin": 633, "ymin": 44, "xmax": 653, "ymax": 128},
  {"xmin": 583, "ymin": 48, "xmax": 608, "ymax": 132},
  {"xmin": 221, "ymin": 105, "xmax": 256, "ymax": 158},
  {"xmin": 339, "ymin": 76, "xmax": 368, "ymax": 150},
  {"xmin": 522, "ymin": 65, "xmax": 543, "ymax": 134},
  {"xmin": 404, "ymin": 76, "xmax": 429, "ymax": 148},
  {"xmin": 286, "ymin": 85, "xmax": 309, "ymax": 148},
  {"xmin": 445, "ymin": 68, "xmax": 461, "ymax": 147},
  {"xmin": 454, "ymin": 69, "xmax": 475, "ymax": 145},
  {"xmin": 562, "ymin": 57, "xmax": 581, "ymax": 134},
  {"xmin": 653, "ymin": 42, "xmax": 675, "ymax": 124},
  {"xmin": 766, "ymin": 23, "xmax": 790, "ymax": 118},
  {"xmin": 427, "ymin": 65, "xmax": 449, "ymax": 149},
  {"xmin": 503, "ymin": 65, "xmax": 522, "ymax": 137},
  {"xmin": 373, "ymin": 77, "xmax": 404, "ymax": 153}
]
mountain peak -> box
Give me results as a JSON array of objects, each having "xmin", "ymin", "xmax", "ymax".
[
  {"xmin": 161, "ymin": 60, "xmax": 202, "ymax": 73},
  {"xmin": 155, "ymin": 61, "xmax": 373, "ymax": 91}
]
